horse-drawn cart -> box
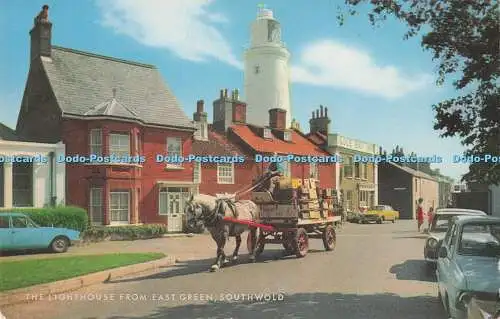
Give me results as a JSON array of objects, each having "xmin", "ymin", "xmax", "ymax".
[{"xmin": 245, "ymin": 178, "xmax": 342, "ymax": 258}]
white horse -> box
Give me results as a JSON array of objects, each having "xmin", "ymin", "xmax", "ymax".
[{"xmin": 184, "ymin": 194, "xmax": 260, "ymax": 271}]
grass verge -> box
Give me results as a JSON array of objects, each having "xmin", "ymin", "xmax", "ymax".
[{"xmin": 0, "ymin": 253, "xmax": 165, "ymax": 291}]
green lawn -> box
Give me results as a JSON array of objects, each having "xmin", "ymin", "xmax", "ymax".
[{"xmin": 0, "ymin": 253, "xmax": 165, "ymax": 292}]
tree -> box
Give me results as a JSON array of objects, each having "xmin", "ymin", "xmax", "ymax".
[{"xmin": 338, "ymin": 0, "xmax": 500, "ymax": 185}]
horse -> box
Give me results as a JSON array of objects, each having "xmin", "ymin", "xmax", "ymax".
[{"xmin": 184, "ymin": 193, "xmax": 260, "ymax": 272}]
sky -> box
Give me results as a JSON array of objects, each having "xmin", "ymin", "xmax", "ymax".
[{"xmin": 0, "ymin": 0, "xmax": 470, "ymax": 181}]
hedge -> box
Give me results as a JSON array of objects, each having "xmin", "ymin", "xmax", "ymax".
[
  {"xmin": 82, "ymin": 224, "xmax": 168, "ymax": 242},
  {"xmin": 0, "ymin": 206, "xmax": 88, "ymax": 232}
]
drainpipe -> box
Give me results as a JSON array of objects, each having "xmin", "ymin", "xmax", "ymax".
[
  {"xmin": 488, "ymin": 188, "xmax": 492, "ymax": 215},
  {"xmin": 49, "ymin": 151, "xmax": 55, "ymax": 207}
]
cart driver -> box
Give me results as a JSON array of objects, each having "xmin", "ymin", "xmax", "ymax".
[{"xmin": 267, "ymin": 152, "xmax": 284, "ymax": 195}]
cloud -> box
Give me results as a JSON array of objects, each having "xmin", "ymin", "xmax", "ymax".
[
  {"xmin": 95, "ymin": 0, "xmax": 242, "ymax": 68},
  {"xmin": 291, "ymin": 40, "xmax": 432, "ymax": 99}
]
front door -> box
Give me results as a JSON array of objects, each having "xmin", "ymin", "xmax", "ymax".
[{"xmin": 167, "ymin": 191, "xmax": 183, "ymax": 232}]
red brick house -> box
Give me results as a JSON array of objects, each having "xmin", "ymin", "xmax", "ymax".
[
  {"xmin": 191, "ymin": 89, "xmax": 337, "ymax": 197},
  {"xmin": 15, "ymin": 9, "xmax": 198, "ymax": 231}
]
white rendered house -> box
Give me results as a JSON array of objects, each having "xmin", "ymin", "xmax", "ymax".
[{"xmin": 0, "ymin": 139, "xmax": 65, "ymax": 208}]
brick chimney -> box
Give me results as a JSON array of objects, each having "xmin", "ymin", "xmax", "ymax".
[
  {"xmin": 231, "ymin": 89, "xmax": 246, "ymax": 124},
  {"xmin": 213, "ymin": 88, "xmax": 246, "ymax": 132},
  {"xmin": 269, "ymin": 108, "xmax": 286, "ymax": 130},
  {"xmin": 193, "ymin": 100, "xmax": 208, "ymax": 140},
  {"xmin": 30, "ymin": 5, "xmax": 52, "ymax": 62},
  {"xmin": 309, "ymin": 105, "xmax": 331, "ymax": 135}
]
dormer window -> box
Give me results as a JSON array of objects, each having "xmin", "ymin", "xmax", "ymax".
[
  {"xmin": 263, "ymin": 128, "xmax": 272, "ymax": 139},
  {"xmin": 283, "ymin": 131, "xmax": 291, "ymax": 141}
]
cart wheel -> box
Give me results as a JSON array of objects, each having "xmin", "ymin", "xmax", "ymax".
[
  {"xmin": 322, "ymin": 225, "xmax": 336, "ymax": 251},
  {"xmin": 294, "ymin": 228, "xmax": 309, "ymax": 258}
]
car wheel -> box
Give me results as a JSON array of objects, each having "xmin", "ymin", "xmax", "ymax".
[
  {"xmin": 50, "ymin": 236, "xmax": 69, "ymax": 253},
  {"xmin": 376, "ymin": 218, "xmax": 382, "ymax": 224},
  {"xmin": 358, "ymin": 219, "xmax": 363, "ymax": 224}
]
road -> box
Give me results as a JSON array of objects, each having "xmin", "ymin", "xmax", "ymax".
[{"xmin": 2, "ymin": 220, "xmax": 447, "ymax": 319}]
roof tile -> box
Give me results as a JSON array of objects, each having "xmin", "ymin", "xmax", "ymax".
[{"xmin": 230, "ymin": 124, "xmax": 330, "ymax": 156}]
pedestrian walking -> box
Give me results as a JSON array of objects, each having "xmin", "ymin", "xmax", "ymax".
[
  {"xmin": 427, "ymin": 207, "xmax": 434, "ymax": 230},
  {"xmin": 416, "ymin": 198, "xmax": 424, "ymax": 232}
]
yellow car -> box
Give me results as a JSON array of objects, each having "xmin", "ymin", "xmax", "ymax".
[{"xmin": 366, "ymin": 205, "xmax": 399, "ymax": 223}]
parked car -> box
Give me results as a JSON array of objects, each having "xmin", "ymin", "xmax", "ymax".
[
  {"xmin": 424, "ymin": 208, "xmax": 487, "ymax": 267},
  {"xmin": 466, "ymin": 296, "xmax": 499, "ymax": 319},
  {"xmin": 366, "ymin": 205, "xmax": 399, "ymax": 223},
  {"xmin": 0, "ymin": 213, "xmax": 80, "ymax": 253},
  {"xmin": 436, "ymin": 215, "xmax": 500, "ymax": 319}
]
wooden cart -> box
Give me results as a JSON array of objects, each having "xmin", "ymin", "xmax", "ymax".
[{"xmin": 246, "ymin": 178, "xmax": 341, "ymax": 258}]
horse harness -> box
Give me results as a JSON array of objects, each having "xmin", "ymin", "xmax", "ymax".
[{"xmin": 203, "ymin": 198, "xmax": 238, "ymax": 227}]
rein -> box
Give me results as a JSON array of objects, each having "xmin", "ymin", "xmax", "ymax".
[{"xmin": 232, "ymin": 172, "xmax": 279, "ymax": 200}]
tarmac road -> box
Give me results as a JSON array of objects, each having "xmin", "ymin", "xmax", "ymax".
[{"xmin": 2, "ymin": 220, "xmax": 447, "ymax": 319}]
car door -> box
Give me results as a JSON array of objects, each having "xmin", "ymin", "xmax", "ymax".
[
  {"xmin": 437, "ymin": 223, "xmax": 458, "ymax": 298},
  {"xmin": 386, "ymin": 206, "xmax": 396, "ymax": 221},
  {"xmin": 0, "ymin": 215, "xmax": 11, "ymax": 249},
  {"xmin": 11, "ymin": 215, "xmax": 43, "ymax": 249}
]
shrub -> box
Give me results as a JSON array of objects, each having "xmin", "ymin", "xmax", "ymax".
[
  {"xmin": 82, "ymin": 224, "xmax": 168, "ymax": 242},
  {"xmin": 0, "ymin": 206, "xmax": 88, "ymax": 232}
]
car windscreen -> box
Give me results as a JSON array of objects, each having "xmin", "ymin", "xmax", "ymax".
[
  {"xmin": 458, "ymin": 223, "xmax": 500, "ymax": 257},
  {"xmin": 430, "ymin": 215, "xmax": 456, "ymax": 232}
]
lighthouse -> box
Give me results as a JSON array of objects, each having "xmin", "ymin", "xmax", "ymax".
[{"xmin": 243, "ymin": 7, "xmax": 292, "ymax": 128}]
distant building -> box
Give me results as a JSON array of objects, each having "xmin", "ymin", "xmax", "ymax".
[
  {"xmin": 436, "ymin": 175, "xmax": 454, "ymax": 208},
  {"xmin": 306, "ymin": 106, "xmax": 378, "ymax": 211},
  {"xmin": 0, "ymin": 123, "xmax": 65, "ymax": 209},
  {"xmin": 378, "ymin": 162, "xmax": 438, "ymax": 219}
]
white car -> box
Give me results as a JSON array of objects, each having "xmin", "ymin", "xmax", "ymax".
[{"xmin": 424, "ymin": 208, "xmax": 486, "ymax": 266}]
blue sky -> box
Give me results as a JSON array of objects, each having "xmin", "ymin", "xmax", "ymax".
[{"xmin": 1, "ymin": 0, "xmax": 469, "ymax": 180}]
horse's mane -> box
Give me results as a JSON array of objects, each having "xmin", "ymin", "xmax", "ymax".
[{"xmin": 192, "ymin": 194, "xmax": 217, "ymax": 211}]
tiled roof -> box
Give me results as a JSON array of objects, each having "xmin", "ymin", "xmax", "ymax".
[
  {"xmin": 192, "ymin": 126, "xmax": 250, "ymax": 158},
  {"xmin": 42, "ymin": 46, "xmax": 194, "ymax": 130},
  {"xmin": 389, "ymin": 162, "xmax": 437, "ymax": 181},
  {"xmin": 229, "ymin": 124, "xmax": 330, "ymax": 156},
  {"xmin": 0, "ymin": 123, "xmax": 18, "ymax": 141}
]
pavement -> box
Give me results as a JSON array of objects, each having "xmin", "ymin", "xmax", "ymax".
[{"xmin": 1, "ymin": 220, "xmax": 447, "ymax": 319}]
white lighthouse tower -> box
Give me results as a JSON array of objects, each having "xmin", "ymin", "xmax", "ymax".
[{"xmin": 244, "ymin": 7, "xmax": 291, "ymax": 128}]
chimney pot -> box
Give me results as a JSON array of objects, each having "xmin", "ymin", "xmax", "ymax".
[
  {"xmin": 320, "ymin": 105, "xmax": 324, "ymax": 117},
  {"xmin": 316, "ymin": 110, "xmax": 319, "ymax": 118},
  {"xmin": 325, "ymin": 107, "xmax": 328, "ymax": 117},
  {"xmin": 312, "ymin": 111, "xmax": 315, "ymax": 119},
  {"xmin": 220, "ymin": 89, "xmax": 224, "ymax": 99},
  {"xmin": 223, "ymin": 89, "xmax": 228, "ymax": 98},
  {"xmin": 196, "ymin": 100, "xmax": 204, "ymax": 113},
  {"xmin": 234, "ymin": 89, "xmax": 239, "ymax": 101}
]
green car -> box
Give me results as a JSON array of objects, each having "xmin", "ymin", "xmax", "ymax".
[{"xmin": 0, "ymin": 213, "xmax": 80, "ymax": 253}]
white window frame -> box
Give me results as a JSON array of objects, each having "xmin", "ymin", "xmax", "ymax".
[
  {"xmin": 89, "ymin": 187, "xmax": 103, "ymax": 225},
  {"xmin": 217, "ymin": 163, "xmax": 234, "ymax": 184},
  {"xmin": 283, "ymin": 131, "xmax": 291, "ymax": 141},
  {"xmin": 109, "ymin": 191, "xmax": 130, "ymax": 225},
  {"xmin": 109, "ymin": 133, "xmax": 130, "ymax": 158},
  {"xmin": 263, "ymin": 128, "xmax": 272, "ymax": 139},
  {"xmin": 281, "ymin": 160, "xmax": 291, "ymax": 178},
  {"xmin": 166, "ymin": 137, "xmax": 183, "ymax": 168},
  {"xmin": 344, "ymin": 156, "xmax": 353, "ymax": 178},
  {"xmin": 309, "ymin": 162, "xmax": 318, "ymax": 179},
  {"xmin": 193, "ymin": 162, "xmax": 201, "ymax": 183},
  {"xmin": 89, "ymin": 129, "xmax": 103, "ymax": 156}
]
